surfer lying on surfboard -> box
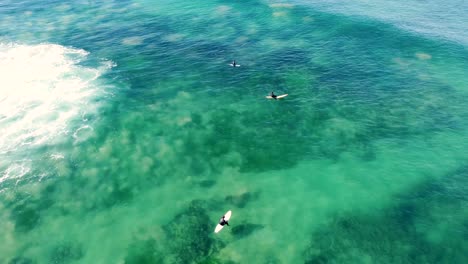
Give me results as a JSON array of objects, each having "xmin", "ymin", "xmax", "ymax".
[
  {"xmin": 219, "ymin": 215, "xmax": 229, "ymax": 226},
  {"xmin": 270, "ymin": 91, "xmax": 277, "ymax": 99},
  {"xmin": 266, "ymin": 92, "xmax": 288, "ymax": 99}
]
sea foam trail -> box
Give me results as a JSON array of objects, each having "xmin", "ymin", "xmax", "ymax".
[{"xmin": 0, "ymin": 43, "xmax": 114, "ymax": 184}]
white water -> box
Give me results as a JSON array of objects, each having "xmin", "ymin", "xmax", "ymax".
[{"xmin": 0, "ymin": 43, "xmax": 114, "ymax": 183}]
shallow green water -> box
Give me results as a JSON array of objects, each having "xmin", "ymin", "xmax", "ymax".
[{"xmin": 1, "ymin": 0, "xmax": 467, "ymax": 263}]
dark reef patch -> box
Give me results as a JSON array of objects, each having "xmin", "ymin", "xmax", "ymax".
[
  {"xmin": 8, "ymin": 257, "xmax": 35, "ymax": 264},
  {"xmin": 224, "ymin": 192, "xmax": 259, "ymax": 208},
  {"xmin": 197, "ymin": 180, "xmax": 216, "ymax": 188},
  {"xmin": 124, "ymin": 239, "xmax": 162, "ymax": 264},
  {"xmin": 231, "ymin": 223, "xmax": 264, "ymax": 239},
  {"xmin": 49, "ymin": 242, "xmax": 84, "ymax": 264},
  {"xmin": 163, "ymin": 200, "xmax": 226, "ymax": 264},
  {"xmin": 10, "ymin": 202, "xmax": 42, "ymax": 233},
  {"xmin": 303, "ymin": 165, "xmax": 468, "ymax": 263}
]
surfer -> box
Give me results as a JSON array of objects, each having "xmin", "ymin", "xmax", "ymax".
[
  {"xmin": 219, "ymin": 215, "xmax": 229, "ymax": 226},
  {"xmin": 231, "ymin": 60, "xmax": 237, "ymax": 67},
  {"xmin": 270, "ymin": 91, "xmax": 278, "ymax": 100},
  {"xmin": 214, "ymin": 210, "xmax": 232, "ymax": 233}
]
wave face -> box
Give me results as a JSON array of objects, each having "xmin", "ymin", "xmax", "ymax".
[{"xmin": 0, "ymin": 43, "xmax": 113, "ymax": 183}]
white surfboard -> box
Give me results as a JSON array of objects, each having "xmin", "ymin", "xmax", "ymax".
[
  {"xmin": 266, "ymin": 94, "xmax": 288, "ymax": 99},
  {"xmin": 214, "ymin": 210, "xmax": 232, "ymax": 233},
  {"xmin": 229, "ymin": 63, "xmax": 241, "ymax": 67}
]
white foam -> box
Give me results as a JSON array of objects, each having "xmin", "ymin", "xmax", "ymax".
[
  {"xmin": 50, "ymin": 153, "xmax": 65, "ymax": 160},
  {"xmin": 0, "ymin": 43, "xmax": 114, "ymax": 183},
  {"xmin": 0, "ymin": 162, "xmax": 30, "ymax": 184},
  {"xmin": 73, "ymin": 124, "xmax": 94, "ymax": 143}
]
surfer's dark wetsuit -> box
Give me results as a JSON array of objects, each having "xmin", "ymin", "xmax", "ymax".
[
  {"xmin": 232, "ymin": 61, "xmax": 237, "ymax": 67},
  {"xmin": 271, "ymin": 92, "xmax": 277, "ymax": 99},
  {"xmin": 219, "ymin": 216, "xmax": 229, "ymax": 226}
]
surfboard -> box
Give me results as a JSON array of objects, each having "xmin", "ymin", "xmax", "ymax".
[
  {"xmin": 229, "ymin": 64, "xmax": 241, "ymax": 67},
  {"xmin": 266, "ymin": 94, "xmax": 288, "ymax": 99},
  {"xmin": 214, "ymin": 210, "xmax": 232, "ymax": 233}
]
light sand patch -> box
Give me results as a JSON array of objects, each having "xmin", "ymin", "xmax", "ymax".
[
  {"xmin": 415, "ymin": 52, "xmax": 432, "ymax": 60},
  {"xmin": 54, "ymin": 160, "xmax": 70, "ymax": 177},
  {"xmin": 323, "ymin": 117, "xmax": 363, "ymax": 141},
  {"xmin": 302, "ymin": 16, "xmax": 314, "ymax": 22},
  {"xmin": 216, "ymin": 5, "xmax": 231, "ymax": 14},
  {"xmin": 273, "ymin": 11, "xmax": 287, "ymax": 17},
  {"xmin": 2, "ymin": 15, "xmax": 13, "ymax": 26},
  {"xmin": 392, "ymin": 57, "xmax": 411, "ymax": 68},
  {"xmin": 260, "ymin": 38, "xmax": 288, "ymax": 50},
  {"xmin": 140, "ymin": 156, "xmax": 154, "ymax": 173},
  {"xmin": 177, "ymin": 116, "xmax": 192, "ymax": 126},
  {"xmin": 148, "ymin": 102, "xmax": 162, "ymax": 112},
  {"xmin": 96, "ymin": 14, "xmax": 108, "ymax": 21},
  {"xmin": 235, "ymin": 36, "xmax": 249, "ymax": 44},
  {"xmin": 168, "ymin": 91, "xmax": 192, "ymax": 106},
  {"xmin": 82, "ymin": 167, "xmax": 99, "ymax": 178},
  {"xmin": 270, "ymin": 3, "xmax": 294, "ymax": 8},
  {"xmin": 54, "ymin": 4, "xmax": 71, "ymax": 12},
  {"xmin": 156, "ymin": 139, "xmax": 175, "ymax": 160},
  {"xmin": 122, "ymin": 36, "xmax": 144, "ymax": 46},
  {"xmin": 46, "ymin": 25, "xmax": 55, "ymax": 32},
  {"xmin": 0, "ymin": 216, "xmax": 15, "ymax": 254},
  {"xmin": 98, "ymin": 140, "xmax": 113, "ymax": 157},
  {"xmin": 24, "ymin": 11, "xmax": 33, "ymax": 16},
  {"xmin": 163, "ymin": 33, "xmax": 185, "ymax": 42},
  {"xmin": 61, "ymin": 15, "xmax": 76, "ymax": 25},
  {"xmin": 417, "ymin": 73, "xmax": 431, "ymax": 80},
  {"xmin": 247, "ymin": 24, "xmax": 259, "ymax": 35}
]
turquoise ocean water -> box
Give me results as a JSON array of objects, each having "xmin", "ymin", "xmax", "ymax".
[{"xmin": 1, "ymin": 0, "xmax": 468, "ymax": 263}]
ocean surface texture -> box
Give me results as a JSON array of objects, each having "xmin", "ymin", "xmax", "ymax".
[{"xmin": 1, "ymin": 0, "xmax": 467, "ymax": 263}]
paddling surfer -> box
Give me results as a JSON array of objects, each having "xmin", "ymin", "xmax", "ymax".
[{"xmin": 231, "ymin": 60, "xmax": 237, "ymax": 67}]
